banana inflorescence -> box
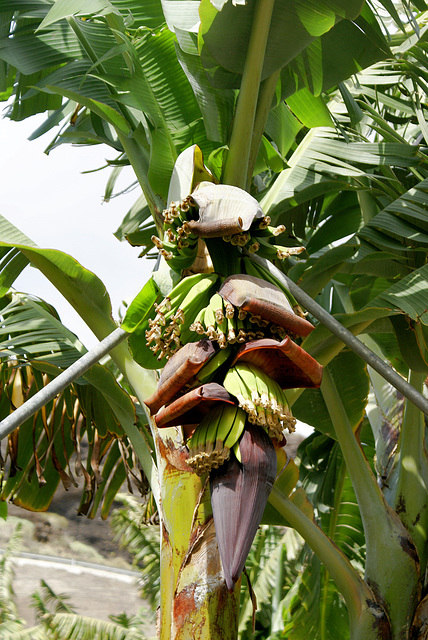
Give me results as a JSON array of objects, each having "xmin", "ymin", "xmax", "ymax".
[
  {"xmin": 223, "ymin": 363, "xmax": 296, "ymax": 441},
  {"xmin": 186, "ymin": 404, "xmax": 247, "ymax": 475},
  {"xmin": 152, "ymin": 182, "xmax": 304, "ymax": 274},
  {"xmin": 151, "ymin": 195, "xmax": 200, "ymax": 272},
  {"xmin": 135, "ymin": 182, "xmax": 324, "ymax": 591},
  {"xmin": 144, "ymin": 271, "xmax": 322, "ymax": 484}
]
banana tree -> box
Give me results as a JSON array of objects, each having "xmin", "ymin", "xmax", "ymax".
[{"xmin": 2, "ymin": 1, "xmax": 428, "ymax": 638}]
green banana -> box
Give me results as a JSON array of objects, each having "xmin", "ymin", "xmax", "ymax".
[
  {"xmin": 208, "ymin": 293, "xmax": 225, "ymax": 324},
  {"xmin": 187, "ymin": 408, "xmax": 217, "ymax": 458},
  {"xmin": 146, "ymin": 273, "xmax": 218, "ymax": 359},
  {"xmin": 208, "ymin": 293, "xmax": 228, "ymax": 346},
  {"xmin": 203, "ymin": 303, "xmax": 217, "ymax": 340},
  {"xmin": 163, "ymin": 244, "xmax": 198, "ymax": 272},
  {"xmin": 252, "ymin": 224, "xmax": 286, "ymax": 238},
  {"xmin": 187, "ymin": 421, "xmax": 204, "ymax": 456},
  {"xmin": 189, "ymin": 307, "xmax": 206, "ymax": 336},
  {"xmin": 226, "ymin": 314, "xmax": 237, "ymax": 344},
  {"xmin": 169, "ymin": 272, "xmax": 216, "ymax": 307},
  {"xmin": 187, "ymin": 405, "xmax": 233, "ymax": 475},
  {"xmin": 203, "ymin": 406, "xmax": 223, "ymax": 455},
  {"xmin": 232, "ymin": 439, "xmax": 242, "ymax": 463},
  {"xmin": 177, "ymin": 275, "xmax": 220, "ymax": 344},
  {"xmin": 235, "ymin": 364, "xmax": 260, "ymax": 409},
  {"xmin": 223, "ymin": 407, "xmax": 247, "ymax": 450},
  {"xmin": 223, "ymin": 367, "xmax": 257, "ymax": 422},
  {"xmin": 196, "ymin": 347, "xmax": 232, "ymax": 384}
]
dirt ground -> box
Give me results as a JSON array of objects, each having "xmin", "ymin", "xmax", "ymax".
[{"xmin": 0, "ymin": 486, "xmax": 156, "ymax": 637}]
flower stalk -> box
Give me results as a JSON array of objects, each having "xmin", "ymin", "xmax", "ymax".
[{"xmin": 223, "ymin": 0, "xmax": 275, "ymax": 188}]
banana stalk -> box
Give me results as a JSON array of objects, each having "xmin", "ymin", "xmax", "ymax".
[{"xmin": 155, "ymin": 423, "xmax": 239, "ymax": 640}]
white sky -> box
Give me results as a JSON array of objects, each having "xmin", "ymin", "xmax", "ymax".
[{"xmin": 0, "ymin": 111, "xmax": 153, "ymax": 348}]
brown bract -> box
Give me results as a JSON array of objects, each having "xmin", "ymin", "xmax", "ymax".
[
  {"xmin": 155, "ymin": 382, "xmax": 236, "ymax": 429},
  {"xmin": 219, "ymin": 274, "xmax": 314, "ymax": 337},
  {"xmin": 233, "ymin": 337, "xmax": 323, "ymax": 389},
  {"xmin": 145, "ymin": 339, "xmax": 217, "ymax": 414}
]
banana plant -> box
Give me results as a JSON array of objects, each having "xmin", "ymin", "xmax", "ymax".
[{"xmin": 2, "ymin": 1, "xmax": 428, "ymax": 639}]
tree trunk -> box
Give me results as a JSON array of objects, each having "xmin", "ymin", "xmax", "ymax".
[{"xmin": 156, "ymin": 430, "xmax": 240, "ymax": 639}]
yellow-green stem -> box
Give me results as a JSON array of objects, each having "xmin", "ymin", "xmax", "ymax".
[
  {"xmin": 246, "ymin": 69, "xmax": 281, "ymax": 188},
  {"xmin": 223, "ymin": 0, "xmax": 275, "ymax": 188}
]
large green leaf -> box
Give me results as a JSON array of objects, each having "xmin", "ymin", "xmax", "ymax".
[
  {"xmin": 287, "ymin": 7, "xmax": 390, "ymax": 97},
  {"xmin": 281, "ymin": 552, "xmax": 349, "ymax": 640},
  {"xmin": 292, "ymin": 350, "xmax": 370, "ymax": 438},
  {"xmin": 260, "ymin": 127, "xmax": 419, "ymax": 221},
  {"xmin": 38, "ymin": 0, "xmax": 120, "ymax": 30},
  {"xmin": 0, "ymin": 214, "xmax": 115, "ymax": 339},
  {"xmin": 0, "ymin": 18, "xmax": 84, "ymax": 75},
  {"xmin": 363, "ymin": 263, "xmax": 428, "ymax": 325},
  {"xmin": 199, "ymin": 0, "xmax": 364, "ymax": 81},
  {"xmin": 356, "ymin": 177, "xmax": 428, "ymax": 258}
]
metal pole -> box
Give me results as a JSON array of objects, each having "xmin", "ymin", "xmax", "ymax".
[
  {"xmin": 0, "ymin": 327, "xmax": 129, "ymax": 439},
  {"xmin": 250, "ymin": 254, "xmax": 428, "ymax": 418}
]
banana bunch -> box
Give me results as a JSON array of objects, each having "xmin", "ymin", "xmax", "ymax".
[
  {"xmin": 222, "ymin": 215, "xmax": 305, "ymax": 262},
  {"xmin": 223, "ymin": 363, "xmax": 296, "ymax": 441},
  {"xmin": 151, "ymin": 196, "xmax": 200, "ymax": 272},
  {"xmin": 186, "ymin": 404, "xmax": 247, "ymax": 476},
  {"xmin": 145, "ymin": 273, "xmax": 218, "ymax": 361},
  {"xmin": 189, "ymin": 291, "xmax": 288, "ymax": 348}
]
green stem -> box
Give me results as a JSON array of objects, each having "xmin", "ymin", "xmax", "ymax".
[
  {"xmin": 321, "ymin": 368, "xmax": 419, "ymax": 638},
  {"xmin": 269, "ymin": 488, "xmax": 388, "ymax": 639},
  {"xmin": 321, "ymin": 369, "xmax": 383, "ymax": 515},
  {"xmin": 393, "ymin": 368, "xmax": 428, "ymax": 573},
  {"xmin": 223, "ymin": 0, "xmax": 275, "ymax": 188},
  {"xmin": 246, "ymin": 69, "xmax": 280, "ymax": 188}
]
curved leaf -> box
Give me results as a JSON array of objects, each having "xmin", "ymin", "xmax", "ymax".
[
  {"xmin": 292, "ymin": 350, "xmax": 370, "ymax": 437},
  {"xmin": 199, "ymin": 0, "xmax": 364, "ymax": 81}
]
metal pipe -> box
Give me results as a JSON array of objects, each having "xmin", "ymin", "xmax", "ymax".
[
  {"xmin": 0, "ymin": 327, "xmax": 129, "ymax": 439},
  {"xmin": 250, "ymin": 254, "xmax": 428, "ymax": 417}
]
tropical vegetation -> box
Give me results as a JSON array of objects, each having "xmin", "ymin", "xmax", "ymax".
[{"xmin": 1, "ymin": 0, "xmax": 428, "ymax": 638}]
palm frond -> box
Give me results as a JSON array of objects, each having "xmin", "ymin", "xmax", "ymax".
[
  {"xmin": 238, "ymin": 526, "xmax": 304, "ymax": 638},
  {"xmin": 0, "ymin": 292, "xmax": 151, "ymax": 517},
  {"xmin": 0, "ymin": 291, "xmax": 86, "ymax": 368},
  {"xmin": 0, "ymin": 524, "xmax": 24, "ymax": 625},
  {"xmin": 0, "ymin": 622, "xmax": 47, "ymax": 640},
  {"xmin": 40, "ymin": 611, "xmax": 145, "ymax": 640},
  {"xmin": 110, "ymin": 495, "xmax": 160, "ymax": 610}
]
